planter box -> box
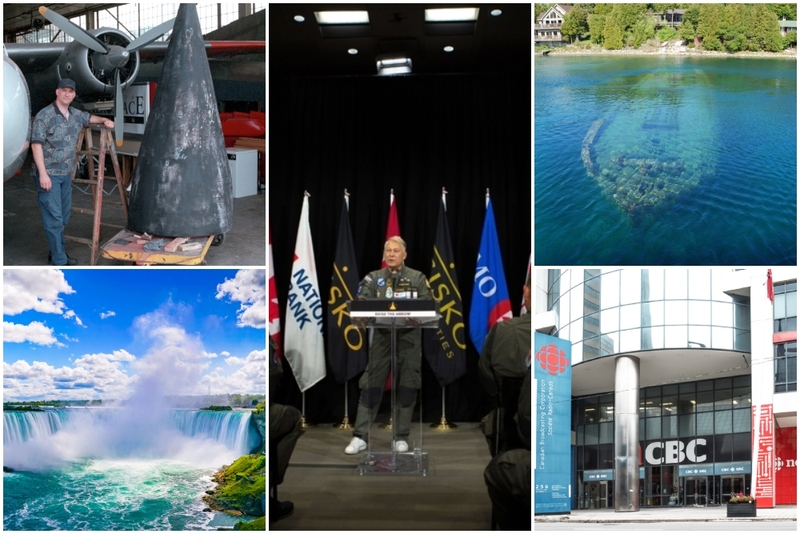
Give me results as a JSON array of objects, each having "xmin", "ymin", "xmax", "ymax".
[{"xmin": 727, "ymin": 502, "xmax": 757, "ymax": 518}]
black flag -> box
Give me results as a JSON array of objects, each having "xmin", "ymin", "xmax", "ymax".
[
  {"xmin": 327, "ymin": 195, "xmax": 367, "ymax": 383},
  {"xmin": 423, "ymin": 194, "xmax": 467, "ymax": 386}
]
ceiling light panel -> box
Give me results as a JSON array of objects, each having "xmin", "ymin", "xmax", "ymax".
[
  {"xmin": 425, "ymin": 8, "xmax": 479, "ymax": 22},
  {"xmin": 315, "ymin": 11, "xmax": 370, "ymax": 25}
]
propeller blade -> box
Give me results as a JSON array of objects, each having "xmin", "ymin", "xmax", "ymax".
[
  {"xmin": 38, "ymin": 6, "xmax": 109, "ymax": 53},
  {"xmin": 115, "ymin": 70, "xmax": 124, "ymax": 147},
  {"xmin": 127, "ymin": 18, "xmax": 176, "ymax": 52}
]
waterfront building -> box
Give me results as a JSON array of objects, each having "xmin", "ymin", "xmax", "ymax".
[
  {"xmin": 534, "ymin": 268, "xmax": 796, "ymax": 511},
  {"xmin": 535, "ymin": 4, "xmax": 573, "ymax": 47}
]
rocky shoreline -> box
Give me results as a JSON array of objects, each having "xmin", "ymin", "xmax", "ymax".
[
  {"xmin": 542, "ymin": 42, "xmax": 797, "ymax": 60},
  {"xmin": 202, "ymin": 454, "xmax": 266, "ymax": 529}
]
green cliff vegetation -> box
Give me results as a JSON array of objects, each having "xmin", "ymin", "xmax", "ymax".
[
  {"xmin": 556, "ymin": 3, "xmax": 796, "ymax": 52},
  {"xmin": 253, "ymin": 401, "xmax": 265, "ymax": 415},
  {"xmin": 203, "ymin": 454, "xmax": 265, "ymax": 521},
  {"xmin": 201, "ymin": 405, "xmax": 233, "ymax": 411},
  {"xmin": 234, "ymin": 516, "xmax": 266, "ymax": 530}
]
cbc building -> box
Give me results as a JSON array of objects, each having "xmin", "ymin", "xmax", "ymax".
[{"xmin": 534, "ymin": 268, "xmax": 796, "ymax": 512}]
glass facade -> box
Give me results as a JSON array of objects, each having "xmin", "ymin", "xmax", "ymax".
[
  {"xmin": 773, "ymin": 282, "xmax": 797, "ymax": 333},
  {"xmin": 574, "ymin": 376, "xmax": 752, "ymax": 508},
  {"xmin": 775, "ymin": 341, "xmax": 797, "ymax": 393},
  {"xmin": 547, "ymin": 269, "xmax": 751, "ymax": 362}
]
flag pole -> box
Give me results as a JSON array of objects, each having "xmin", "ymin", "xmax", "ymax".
[
  {"xmin": 431, "ymin": 385, "xmax": 457, "ymax": 429},
  {"xmin": 334, "ymin": 380, "xmax": 353, "ymax": 429},
  {"xmin": 300, "ymin": 391, "xmax": 315, "ymax": 429}
]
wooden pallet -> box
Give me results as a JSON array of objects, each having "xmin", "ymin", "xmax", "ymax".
[{"xmin": 100, "ymin": 229, "xmax": 216, "ymax": 265}]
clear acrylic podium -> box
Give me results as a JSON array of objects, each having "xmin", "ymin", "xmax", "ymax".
[{"xmin": 348, "ymin": 299, "xmax": 440, "ymax": 475}]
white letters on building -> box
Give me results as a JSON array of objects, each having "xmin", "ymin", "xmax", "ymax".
[{"xmin": 645, "ymin": 438, "xmax": 707, "ymax": 465}]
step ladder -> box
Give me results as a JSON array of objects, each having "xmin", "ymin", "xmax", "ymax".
[{"xmin": 66, "ymin": 125, "xmax": 129, "ymax": 265}]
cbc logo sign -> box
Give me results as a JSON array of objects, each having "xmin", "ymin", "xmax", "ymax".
[{"xmin": 645, "ymin": 438, "xmax": 707, "ymax": 465}]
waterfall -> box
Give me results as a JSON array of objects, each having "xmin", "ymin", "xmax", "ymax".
[
  {"xmin": 4, "ymin": 409, "xmax": 258, "ymax": 455},
  {"xmin": 170, "ymin": 411, "xmax": 256, "ymax": 455},
  {"xmin": 3, "ymin": 410, "xmax": 72, "ymax": 445}
]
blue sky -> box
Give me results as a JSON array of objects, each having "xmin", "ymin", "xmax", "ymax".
[{"xmin": 3, "ymin": 269, "xmax": 265, "ymax": 401}]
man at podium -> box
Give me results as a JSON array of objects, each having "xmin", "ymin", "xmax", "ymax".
[{"xmin": 344, "ymin": 236, "xmax": 434, "ymax": 455}]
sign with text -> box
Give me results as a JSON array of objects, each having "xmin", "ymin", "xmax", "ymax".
[
  {"xmin": 752, "ymin": 404, "xmax": 774, "ymax": 508},
  {"xmin": 534, "ymin": 332, "xmax": 572, "ymax": 514}
]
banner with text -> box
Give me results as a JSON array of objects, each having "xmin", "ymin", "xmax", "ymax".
[{"xmin": 534, "ymin": 332, "xmax": 572, "ymax": 514}]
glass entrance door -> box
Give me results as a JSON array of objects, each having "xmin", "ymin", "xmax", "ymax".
[
  {"xmin": 721, "ymin": 476, "xmax": 745, "ymax": 503},
  {"xmin": 685, "ymin": 477, "xmax": 707, "ymax": 506}
]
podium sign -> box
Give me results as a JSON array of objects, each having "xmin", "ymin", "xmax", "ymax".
[{"xmin": 534, "ymin": 332, "xmax": 572, "ymax": 514}]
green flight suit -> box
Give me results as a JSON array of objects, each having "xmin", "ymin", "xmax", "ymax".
[
  {"xmin": 478, "ymin": 313, "xmax": 532, "ymax": 453},
  {"xmin": 352, "ymin": 264, "xmax": 433, "ymax": 441},
  {"xmin": 269, "ymin": 338, "xmax": 303, "ymax": 486},
  {"xmin": 484, "ymin": 369, "xmax": 531, "ymax": 530}
]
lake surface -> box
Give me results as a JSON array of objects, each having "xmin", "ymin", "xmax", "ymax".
[{"xmin": 535, "ymin": 55, "xmax": 796, "ymax": 265}]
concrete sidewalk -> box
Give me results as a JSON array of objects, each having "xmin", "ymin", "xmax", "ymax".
[{"xmin": 535, "ymin": 505, "xmax": 797, "ymax": 523}]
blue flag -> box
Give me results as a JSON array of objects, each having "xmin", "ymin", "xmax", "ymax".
[{"xmin": 469, "ymin": 196, "xmax": 512, "ymax": 354}]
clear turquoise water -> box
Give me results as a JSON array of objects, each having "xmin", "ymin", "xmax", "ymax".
[
  {"xmin": 535, "ymin": 55, "xmax": 796, "ymax": 265},
  {"xmin": 3, "ymin": 459, "xmax": 250, "ymax": 531},
  {"xmin": 3, "ymin": 410, "xmax": 261, "ymax": 530}
]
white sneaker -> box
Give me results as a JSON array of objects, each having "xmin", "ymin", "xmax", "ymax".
[
  {"xmin": 393, "ymin": 440, "xmax": 408, "ymax": 453},
  {"xmin": 344, "ymin": 437, "xmax": 366, "ymax": 455}
]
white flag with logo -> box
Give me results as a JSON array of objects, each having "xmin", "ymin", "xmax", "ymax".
[{"xmin": 284, "ymin": 194, "xmax": 326, "ymax": 392}]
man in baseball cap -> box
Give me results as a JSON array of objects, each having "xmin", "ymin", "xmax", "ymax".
[{"xmin": 30, "ymin": 77, "xmax": 115, "ymax": 265}]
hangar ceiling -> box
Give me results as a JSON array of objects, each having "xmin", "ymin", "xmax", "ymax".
[{"xmin": 4, "ymin": 4, "xmax": 125, "ymax": 37}]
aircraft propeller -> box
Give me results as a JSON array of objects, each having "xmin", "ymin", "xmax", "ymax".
[{"xmin": 38, "ymin": 6, "xmax": 175, "ymax": 146}]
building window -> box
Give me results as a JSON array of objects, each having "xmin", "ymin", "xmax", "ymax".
[
  {"xmin": 775, "ymin": 341, "xmax": 797, "ymax": 393},
  {"xmin": 773, "ymin": 281, "xmax": 797, "ymax": 333}
]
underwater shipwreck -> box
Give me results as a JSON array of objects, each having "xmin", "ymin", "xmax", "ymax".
[{"xmin": 582, "ymin": 70, "xmax": 715, "ymax": 219}]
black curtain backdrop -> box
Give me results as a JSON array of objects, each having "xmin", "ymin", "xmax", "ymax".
[{"xmin": 270, "ymin": 71, "xmax": 531, "ymax": 425}]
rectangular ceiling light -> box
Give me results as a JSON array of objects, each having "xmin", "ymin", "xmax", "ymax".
[
  {"xmin": 314, "ymin": 11, "xmax": 370, "ymax": 25},
  {"xmin": 425, "ymin": 8, "xmax": 479, "ymax": 22}
]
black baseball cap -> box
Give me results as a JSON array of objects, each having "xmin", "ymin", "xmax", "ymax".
[{"xmin": 57, "ymin": 78, "xmax": 76, "ymax": 90}]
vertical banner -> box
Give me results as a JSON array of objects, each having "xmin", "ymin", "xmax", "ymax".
[
  {"xmin": 534, "ymin": 332, "xmax": 572, "ymax": 514},
  {"xmin": 284, "ymin": 193, "xmax": 326, "ymax": 392},
  {"xmin": 327, "ymin": 194, "xmax": 367, "ymax": 384},
  {"xmin": 752, "ymin": 404, "xmax": 775, "ymax": 508}
]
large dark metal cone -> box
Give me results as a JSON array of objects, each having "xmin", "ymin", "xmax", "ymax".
[{"xmin": 127, "ymin": 3, "xmax": 233, "ymax": 237}]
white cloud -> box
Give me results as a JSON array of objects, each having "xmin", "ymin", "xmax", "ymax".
[
  {"xmin": 3, "ymin": 351, "xmax": 137, "ymax": 400},
  {"xmin": 63, "ymin": 309, "xmax": 85, "ymax": 327},
  {"xmin": 4, "ymin": 321, "xmax": 64, "ymax": 347},
  {"xmin": 200, "ymin": 349, "xmax": 266, "ymax": 395},
  {"xmin": 216, "ymin": 270, "xmax": 265, "ymax": 329},
  {"xmin": 131, "ymin": 303, "xmax": 218, "ymax": 398},
  {"xmin": 100, "ymin": 310, "xmax": 116, "ymax": 319},
  {"xmin": 3, "ymin": 270, "xmax": 75, "ymax": 316}
]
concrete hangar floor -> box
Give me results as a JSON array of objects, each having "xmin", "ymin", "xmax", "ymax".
[{"xmin": 3, "ymin": 158, "xmax": 265, "ymax": 267}]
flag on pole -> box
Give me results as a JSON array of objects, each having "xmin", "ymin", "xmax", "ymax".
[
  {"xmin": 268, "ymin": 227, "xmax": 282, "ymax": 364},
  {"xmin": 767, "ymin": 269, "xmax": 774, "ymax": 303},
  {"xmin": 382, "ymin": 190, "xmax": 401, "ymax": 266},
  {"xmin": 328, "ymin": 192, "xmax": 368, "ymax": 384},
  {"xmin": 381, "ymin": 191, "xmax": 400, "ymax": 390},
  {"xmin": 469, "ymin": 191, "xmax": 512, "ymax": 354},
  {"xmin": 423, "ymin": 190, "xmax": 467, "ymax": 387},
  {"xmin": 521, "ymin": 253, "xmax": 532, "ymax": 315},
  {"xmin": 284, "ymin": 193, "xmax": 326, "ymax": 392}
]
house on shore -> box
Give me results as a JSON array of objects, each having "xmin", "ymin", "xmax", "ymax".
[
  {"xmin": 779, "ymin": 18, "xmax": 797, "ymax": 37},
  {"xmin": 535, "ymin": 4, "xmax": 573, "ymax": 47}
]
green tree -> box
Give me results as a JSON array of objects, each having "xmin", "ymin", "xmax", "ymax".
[
  {"xmin": 657, "ymin": 26, "xmax": 678, "ymax": 42},
  {"xmin": 610, "ymin": 3, "xmax": 648, "ymax": 33},
  {"xmin": 632, "ymin": 17, "xmax": 655, "ymax": 48},
  {"xmin": 594, "ymin": 4, "xmax": 614, "ymax": 16},
  {"xmin": 603, "ymin": 16, "xmax": 624, "ymax": 49},
  {"xmin": 588, "ymin": 14, "xmax": 607, "ymax": 44},
  {"xmin": 747, "ymin": 4, "xmax": 783, "ymax": 52},
  {"xmin": 679, "ymin": 21, "xmax": 695, "ymax": 42},
  {"xmin": 696, "ymin": 4, "xmax": 724, "ymax": 51},
  {"xmin": 765, "ymin": 3, "xmax": 797, "ymax": 22},
  {"xmin": 784, "ymin": 30, "xmax": 797, "ymax": 49},
  {"xmin": 561, "ymin": 6, "xmax": 589, "ymax": 43}
]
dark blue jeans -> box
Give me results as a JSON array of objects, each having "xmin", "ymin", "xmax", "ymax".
[{"xmin": 35, "ymin": 173, "xmax": 72, "ymax": 265}]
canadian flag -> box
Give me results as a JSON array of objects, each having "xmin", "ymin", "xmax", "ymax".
[{"xmin": 268, "ymin": 228, "xmax": 281, "ymax": 363}]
